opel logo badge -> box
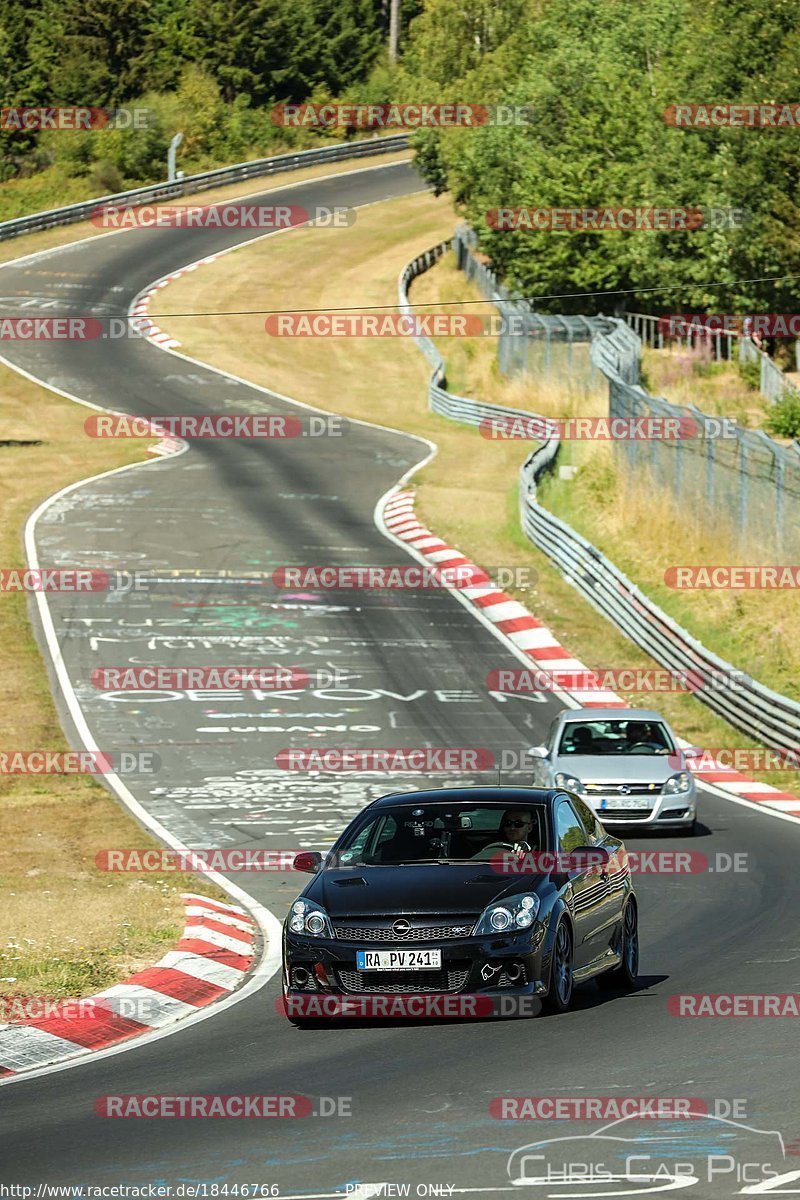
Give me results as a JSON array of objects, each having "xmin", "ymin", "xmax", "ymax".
[
  {"xmin": 618, "ymin": 785, "xmax": 631, "ymax": 795},
  {"xmin": 393, "ymin": 919, "xmax": 411, "ymax": 936}
]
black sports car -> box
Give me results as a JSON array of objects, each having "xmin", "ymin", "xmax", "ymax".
[{"xmin": 282, "ymin": 786, "xmax": 639, "ymax": 1022}]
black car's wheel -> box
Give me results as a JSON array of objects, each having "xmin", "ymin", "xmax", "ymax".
[
  {"xmin": 544, "ymin": 920, "xmax": 574, "ymax": 1013},
  {"xmin": 598, "ymin": 899, "xmax": 639, "ymax": 990}
]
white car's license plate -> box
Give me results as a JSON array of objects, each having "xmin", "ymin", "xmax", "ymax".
[
  {"xmin": 599, "ymin": 796, "xmax": 650, "ymax": 810},
  {"xmin": 356, "ymin": 949, "xmax": 441, "ymax": 971}
]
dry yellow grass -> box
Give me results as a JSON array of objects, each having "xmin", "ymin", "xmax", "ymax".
[
  {"xmin": 642, "ymin": 344, "xmax": 768, "ymax": 427},
  {"xmin": 0, "ymin": 363, "xmax": 225, "ymax": 999},
  {"xmin": 149, "ymin": 192, "xmax": 800, "ymax": 794},
  {"xmin": 410, "ymin": 253, "xmax": 606, "ymax": 419}
]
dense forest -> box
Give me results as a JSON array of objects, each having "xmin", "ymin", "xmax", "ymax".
[
  {"xmin": 2, "ymin": 0, "xmax": 800, "ymax": 314},
  {"xmin": 401, "ymin": 0, "xmax": 800, "ymax": 314},
  {"xmin": 0, "ymin": 0, "xmax": 419, "ymax": 206}
]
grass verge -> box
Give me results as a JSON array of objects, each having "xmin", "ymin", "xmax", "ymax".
[
  {"xmin": 642, "ymin": 344, "xmax": 771, "ymax": 428},
  {"xmin": 149, "ymin": 192, "xmax": 800, "ymax": 796},
  {"xmin": 0, "ymin": 366, "xmax": 226, "ymax": 999}
]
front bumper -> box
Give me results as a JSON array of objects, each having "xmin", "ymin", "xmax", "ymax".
[
  {"xmin": 283, "ymin": 924, "xmax": 549, "ymax": 999},
  {"xmin": 583, "ymin": 789, "xmax": 696, "ymax": 829}
]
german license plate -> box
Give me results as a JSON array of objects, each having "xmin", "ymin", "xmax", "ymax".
[
  {"xmin": 356, "ymin": 949, "xmax": 441, "ymax": 970},
  {"xmin": 599, "ymin": 796, "xmax": 650, "ymax": 810}
]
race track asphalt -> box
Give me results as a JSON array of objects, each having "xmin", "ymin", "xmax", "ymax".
[{"xmin": 0, "ymin": 159, "xmax": 798, "ymax": 1198}]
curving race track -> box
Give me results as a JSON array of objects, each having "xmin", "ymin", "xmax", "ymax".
[{"xmin": 0, "ymin": 160, "xmax": 799, "ymax": 1197}]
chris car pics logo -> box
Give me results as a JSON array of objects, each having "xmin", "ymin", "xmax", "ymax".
[{"xmin": 505, "ymin": 1112, "xmax": 800, "ymax": 1194}]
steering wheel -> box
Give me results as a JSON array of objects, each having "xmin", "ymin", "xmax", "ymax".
[
  {"xmin": 628, "ymin": 741, "xmax": 659, "ymax": 753},
  {"xmin": 471, "ymin": 841, "xmax": 518, "ymax": 860}
]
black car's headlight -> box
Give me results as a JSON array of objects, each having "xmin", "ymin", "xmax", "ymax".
[
  {"xmin": 474, "ymin": 893, "xmax": 540, "ymax": 935},
  {"xmin": 288, "ymin": 899, "xmax": 333, "ymax": 938},
  {"xmin": 662, "ymin": 771, "xmax": 693, "ymax": 795},
  {"xmin": 554, "ymin": 772, "xmax": 584, "ymax": 794}
]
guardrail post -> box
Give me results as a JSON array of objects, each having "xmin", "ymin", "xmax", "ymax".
[
  {"xmin": 167, "ymin": 132, "xmax": 184, "ymax": 183},
  {"xmin": 776, "ymin": 452, "xmax": 785, "ymax": 555},
  {"xmin": 738, "ymin": 441, "xmax": 749, "ymax": 536}
]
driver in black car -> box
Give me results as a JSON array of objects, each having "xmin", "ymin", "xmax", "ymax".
[
  {"xmin": 499, "ymin": 808, "xmax": 535, "ymax": 849},
  {"xmin": 469, "ymin": 809, "xmax": 536, "ymax": 860}
]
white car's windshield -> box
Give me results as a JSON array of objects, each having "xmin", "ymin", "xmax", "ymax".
[{"xmin": 558, "ymin": 719, "xmax": 673, "ymax": 756}]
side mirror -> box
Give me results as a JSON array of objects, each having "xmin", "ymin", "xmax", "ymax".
[
  {"xmin": 682, "ymin": 746, "xmax": 704, "ymax": 759},
  {"xmin": 567, "ymin": 845, "xmax": 610, "ymax": 873},
  {"xmin": 527, "ymin": 745, "xmax": 549, "ymax": 760},
  {"xmin": 293, "ymin": 851, "xmax": 323, "ymax": 874}
]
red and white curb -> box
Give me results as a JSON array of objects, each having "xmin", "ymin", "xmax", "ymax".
[
  {"xmin": 130, "ymin": 258, "xmax": 223, "ymax": 349},
  {"xmin": 381, "ymin": 489, "xmax": 800, "ymax": 821},
  {"xmin": 146, "ymin": 435, "xmax": 184, "ymax": 458},
  {"xmin": 0, "ymin": 894, "xmax": 257, "ymax": 1077}
]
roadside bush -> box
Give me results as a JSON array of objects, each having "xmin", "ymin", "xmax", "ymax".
[{"xmin": 764, "ymin": 391, "xmax": 800, "ymax": 440}]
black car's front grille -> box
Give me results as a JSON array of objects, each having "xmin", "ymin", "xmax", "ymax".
[
  {"xmin": 334, "ymin": 922, "xmax": 475, "ymax": 942},
  {"xmin": 337, "ymin": 966, "xmax": 470, "ymax": 994}
]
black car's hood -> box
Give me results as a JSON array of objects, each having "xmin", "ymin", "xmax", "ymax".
[{"xmin": 304, "ymin": 864, "xmax": 533, "ymax": 917}]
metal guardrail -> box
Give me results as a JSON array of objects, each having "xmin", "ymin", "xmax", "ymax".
[
  {"xmin": 400, "ymin": 238, "xmax": 800, "ymax": 747},
  {"xmin": 454, "ymin": 226, "xmax": 610, "ymax": 386},
  {"xmin": 0, "ymin": 134, "xmax": 410, "ymax": 243},
  {"xmin": 519, "ymin": 446, "xmax": 800, "ymax": 746},
  {"xmin": 398, "ymin": 242, "xmax": 550, "ymax": 429},
  {"xmin": 600, "ymin": 315, "xmax": 800, "ymax": 555}
]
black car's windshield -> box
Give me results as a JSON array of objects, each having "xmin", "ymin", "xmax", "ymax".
[
  {"xmin": 558, "ymin": 719, "xmax": 674, "ymax": 756},
  {"xmin": 334, "ymin": 803, "xmax": 546, "ymax": 866}
]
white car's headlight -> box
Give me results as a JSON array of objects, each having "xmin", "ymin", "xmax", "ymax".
[
  {"xmin": 288, "ymin": 899, "xmax": 333, "ymax": 938},
  {"xmin": 662, "ymin": 772, "xmax": 692, "ymax": 795},
  {"xmin": 554, "ymin": 772, "xmax": 584, "ymax": 794},
  {"xmin": 474, "ymin": 893, "xmax": 540, "ymax": 935}
]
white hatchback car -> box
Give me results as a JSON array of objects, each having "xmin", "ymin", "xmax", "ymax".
[{"xmin": 528, "ymin": 708, "xmax": 699, "ymax": 833}]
